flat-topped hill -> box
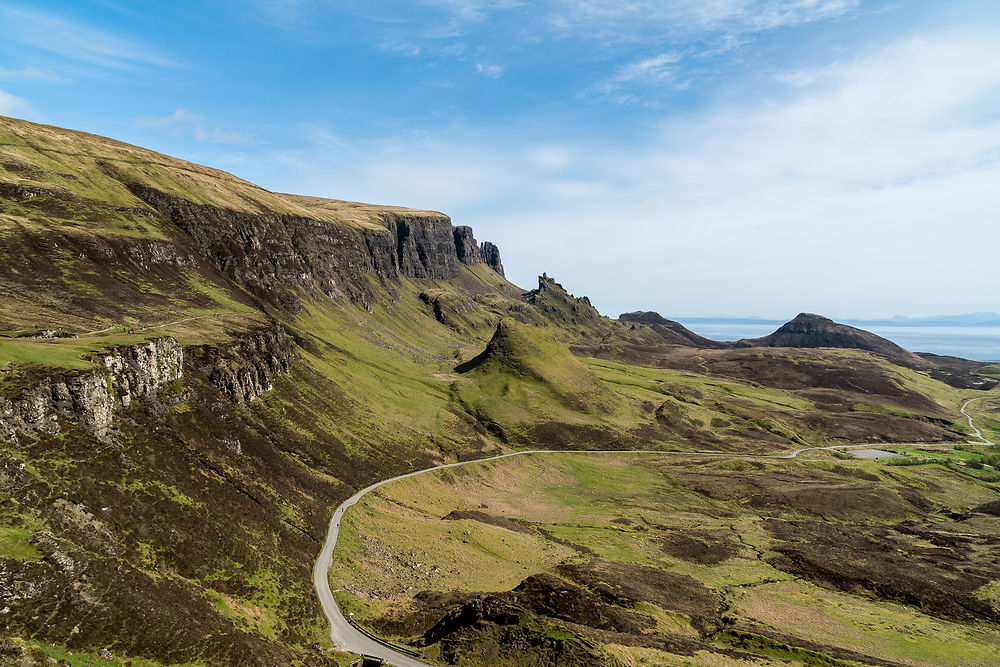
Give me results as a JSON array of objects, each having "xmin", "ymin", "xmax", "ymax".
[
  {"xmin": 618, "ymin": 310, "xmax": 727, "ymax": 348},
  {"xmin": 0, "ymin": 114, "xmax": 445, "ymax": 231}
]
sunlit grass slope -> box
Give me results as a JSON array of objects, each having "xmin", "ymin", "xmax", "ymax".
[{"xmin": 335, "ymin": 448, "xmax": 1000, "ymax": 666}]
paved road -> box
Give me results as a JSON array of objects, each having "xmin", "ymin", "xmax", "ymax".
[
  {"xmin": 961, "ymin": 397, "xmax": 994, "ymax": 444},
  {"xmin": 314, "ymin": 398, "xmax": 995, "ymax": 666}
]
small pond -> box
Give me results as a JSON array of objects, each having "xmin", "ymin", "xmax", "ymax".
[{"xmin": 849, "ymin": 449, "xmax": 903, "ymax": 459}]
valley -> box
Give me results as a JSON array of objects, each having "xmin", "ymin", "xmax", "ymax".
[
  {"xmin": 0, "ymin": 114, "xmax": 997, "ymax": 667},
  {"xmin": 326, "ymin": 403, "xmax": 1000, "ymax": 666}
]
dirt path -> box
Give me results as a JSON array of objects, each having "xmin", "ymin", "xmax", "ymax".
[
  {"xmin": 82, "ymin": 312, "xmax": 234, "ymax": 337},
  {"xmin": 314, "ymin": 399, "xmax": 996, "ymax": 666}
]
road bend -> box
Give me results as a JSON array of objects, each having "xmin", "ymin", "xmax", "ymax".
[{"xmin": 315, "ymin": 397, "xmax": 996, "ymax": 666}]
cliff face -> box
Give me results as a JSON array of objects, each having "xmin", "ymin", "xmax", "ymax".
[
  {"xmin": 0, "ymin": 337, "xmax": 183, "ymax": 440},
  {"xmin": 0, "ymin": 326, "xmax": 297, "ymax": 440},
  {"xmin": 190, "ymin": 325, "xmax": 299, "ymax": 404},
  {"xmin": 454, "ymin": 226, "xmax": 505, "ymax": 276},
  {"xmin": 129, "ymin": 186, "xmax": 504, "ymax": 308}
]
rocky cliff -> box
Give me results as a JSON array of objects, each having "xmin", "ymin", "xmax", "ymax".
[
  {"xmin": 0, "ymin": 325, "xmax": 298, "ymax": 441},
  {"xmin": 0, "ymin": 337, "xmax": 183, "ymax": 440},
  {"xmin": 454, "ymin": 225, "xmax": 505, "ymax": 276},
  {"xmin": 190, "ymin": 325, "xmax": 299, "ymax": 404},
  {"xmin": 128, "ymin": 185, "xmax": 504, "ymax": 309}
]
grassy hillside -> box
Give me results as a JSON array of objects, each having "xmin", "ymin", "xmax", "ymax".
[
  {"xmin": 334, "ymin": 448, "xmax": 1000, "ymax": 666},
  {"xmin": 0, "ymin": 114, "xmax": 450, "ymax": 341},
  {"xmin": 1, "ymin": 115, "xmax": 996, "ymax": 666}
]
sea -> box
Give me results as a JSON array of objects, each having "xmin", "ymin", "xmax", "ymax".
[{"xmin": 673, "ymin": 319, "xmax": 1000, "ymax": 362}]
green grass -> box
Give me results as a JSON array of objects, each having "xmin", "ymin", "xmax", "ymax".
[
  {"xmin": 732, "ymin": 579, "xmax": 1000, "ymax": 666},
  {"xmin": 0, "ymin": 336, "xmax": 107, "ymax": 370},
  {"xmin": 1, "ymin": 115, "xmax": 443, "ymax": 237},
  {"xmin": 0, "ymin": 520, "xmax": 45, "ymax": 560},
  {"xmin": 332, "ymin": 450, "xmax": 1000, "ymax": 665},
  {"xmin": 977, "ymin": 364, "xmax": 1000, "ymax": 379}
]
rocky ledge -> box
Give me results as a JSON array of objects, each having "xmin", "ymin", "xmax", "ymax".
[
  {"xmin": 189, "ymin": 325, "xmax": 299, "ymax": 404},
  {"xmin": 0, "ymin": 325, "xmax": 299, "ymax": 441},
  {"xmin": 0, "ymin": 337, "xmax": 183, "ymax": 440}
]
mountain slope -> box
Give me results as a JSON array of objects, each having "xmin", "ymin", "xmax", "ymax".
[
  {"xmin": 618, "ymin": 310, "xmax": 727, "ymax": 348},
  {"xmin": 0, "ymin": 115, "xmax": 504, "ymax": 334},
  {"xmin": 0, "ymin": 116, "xmax": 991, "ymax": 667},
  {"xmin": 736, "ymin": 312, "xmax": 923, "ymax": 364}
]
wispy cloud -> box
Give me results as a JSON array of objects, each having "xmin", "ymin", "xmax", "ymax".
[
  {"xmin": 255, "ymin": 29, "xmax": 1000, "ymax": 318},
  {"xmin": 475, "ymin": 62, "xmax": 504, "ymax": 78},
  {"xmin": 380, "ymin": 39, "xmax": 423, "ymax": 57},
  {"xmin": 0, "ymin": 88, "xmax": 30, "ymax": 115},
  {"xmin": 418, "ymin": 0, "xmax": 526, "ymax": 26},
  {"xmin": 546, "ymin": 0, "xmax": 860, "ymax": 38},
  {"xmin": 592, "ymin": 52, "xmax": 684, "ymax": 102},
  {"xmin": 135, "ymin": 109, "xmax": 249, "ymax": 144},
  {"xmin": 0, "ymin": 5, "xmax": 175, "ymax": 70},
  {"xmin": 0, "ymin": 65, "xmax": 65, "ymax": 82}
]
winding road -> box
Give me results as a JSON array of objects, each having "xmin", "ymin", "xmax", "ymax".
[{"xmin": 313, "ymin": 398, "xmax": 995, "ymax": 666}]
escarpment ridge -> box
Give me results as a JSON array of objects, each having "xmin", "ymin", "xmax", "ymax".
[
  {"xmin": 130, "ymin": 185, "xmax": 504, "ymax": 310},
  {"xmin": 0, "ymin": 115, "xmax": 504, "ymax": 330},
  {"xmin": 1, "ymin": 115, "xmax": 997, "ymax": 667}
]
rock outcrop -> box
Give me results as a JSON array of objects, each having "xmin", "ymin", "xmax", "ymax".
[
  {"xmin": 0, "ymin": 337, "xmax": 183, "ymax": 440},
  {"xmin": 0, "ymin": 327, "xmax": 300, "ymax": 441},
  {"xmin": 454, "ymin": 226, "xmax": 505, "ymax": 276},
  {"xmin": 190, "ymin": 325, "xmax": 298, "ymax": 404}
]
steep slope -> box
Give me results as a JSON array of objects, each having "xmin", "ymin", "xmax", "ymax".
[
  {"xmin": 0, "ymin": 117, "xmax": 990, "ymax": 667},
  {"xmin": 0, "ymin": 115, "xmax": 505, "ymax": 332},
  {"xmin": 456, "ymin": 318, "xmax": 620, "ymax": 414},
  {"xmin": 0, "ymin": 116, "xmax": 519, "ymax": 666}
]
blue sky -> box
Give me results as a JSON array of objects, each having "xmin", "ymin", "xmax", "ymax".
[{"xmin": 1, "ymin": 0, "xmax": 998, "ymax": 319}]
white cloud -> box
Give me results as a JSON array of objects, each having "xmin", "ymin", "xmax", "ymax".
[
  {"xmin": 547, "ymin": 0, "xmax": 860, "ymax": 37},
  {"xmin": 0, "ymin": 65, "xmax": 64, "ymax": 82},
  {"xmin": 475, "ymin": 62, "xmax": 504, "ymax": 78},
  {"xmin": 135, "ymin": 109, "xmax": 249, "ymax": 144},
  {"xmin": 0, "ymin": 88, "xmax": 30, "ymax": 115},
  {"xmin": 0, "ymin": 6, "xmax": 175, "ymax": 70},
  {"xmin": 592, "ymin": 52, "xmax": 684, "ymax": 101},
  {"xmin": 252, "ymin": 28, "xmax": 999, "ymax": 319}
]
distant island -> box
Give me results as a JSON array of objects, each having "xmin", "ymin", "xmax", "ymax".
[{"xmin": 677, "ymin": 313, "xmax": 1000, "ymax": 327}]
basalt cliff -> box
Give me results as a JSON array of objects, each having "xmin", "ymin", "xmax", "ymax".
[{"xmin": 0, "ymin": 115, "xmax": 997, "ymax": 667}]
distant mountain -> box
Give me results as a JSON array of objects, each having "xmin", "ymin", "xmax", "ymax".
[
  {"xmin": 735, "ymin": 313, "xmax": 923, "ymax": 365},
  {"xmin": 736, "ymin": 313, "xmax": 997, "ymax": 390},
  {"xmin": 675, "ymin": 313, "xmax": 1000, "ymax": 327},
  {"xmin": 847, "ymin": 313, "xmax": 1000, "ymax": 327},
  {"xmin": 618, "ymin": 311, "xmax": 727, "ymax": 348}
]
